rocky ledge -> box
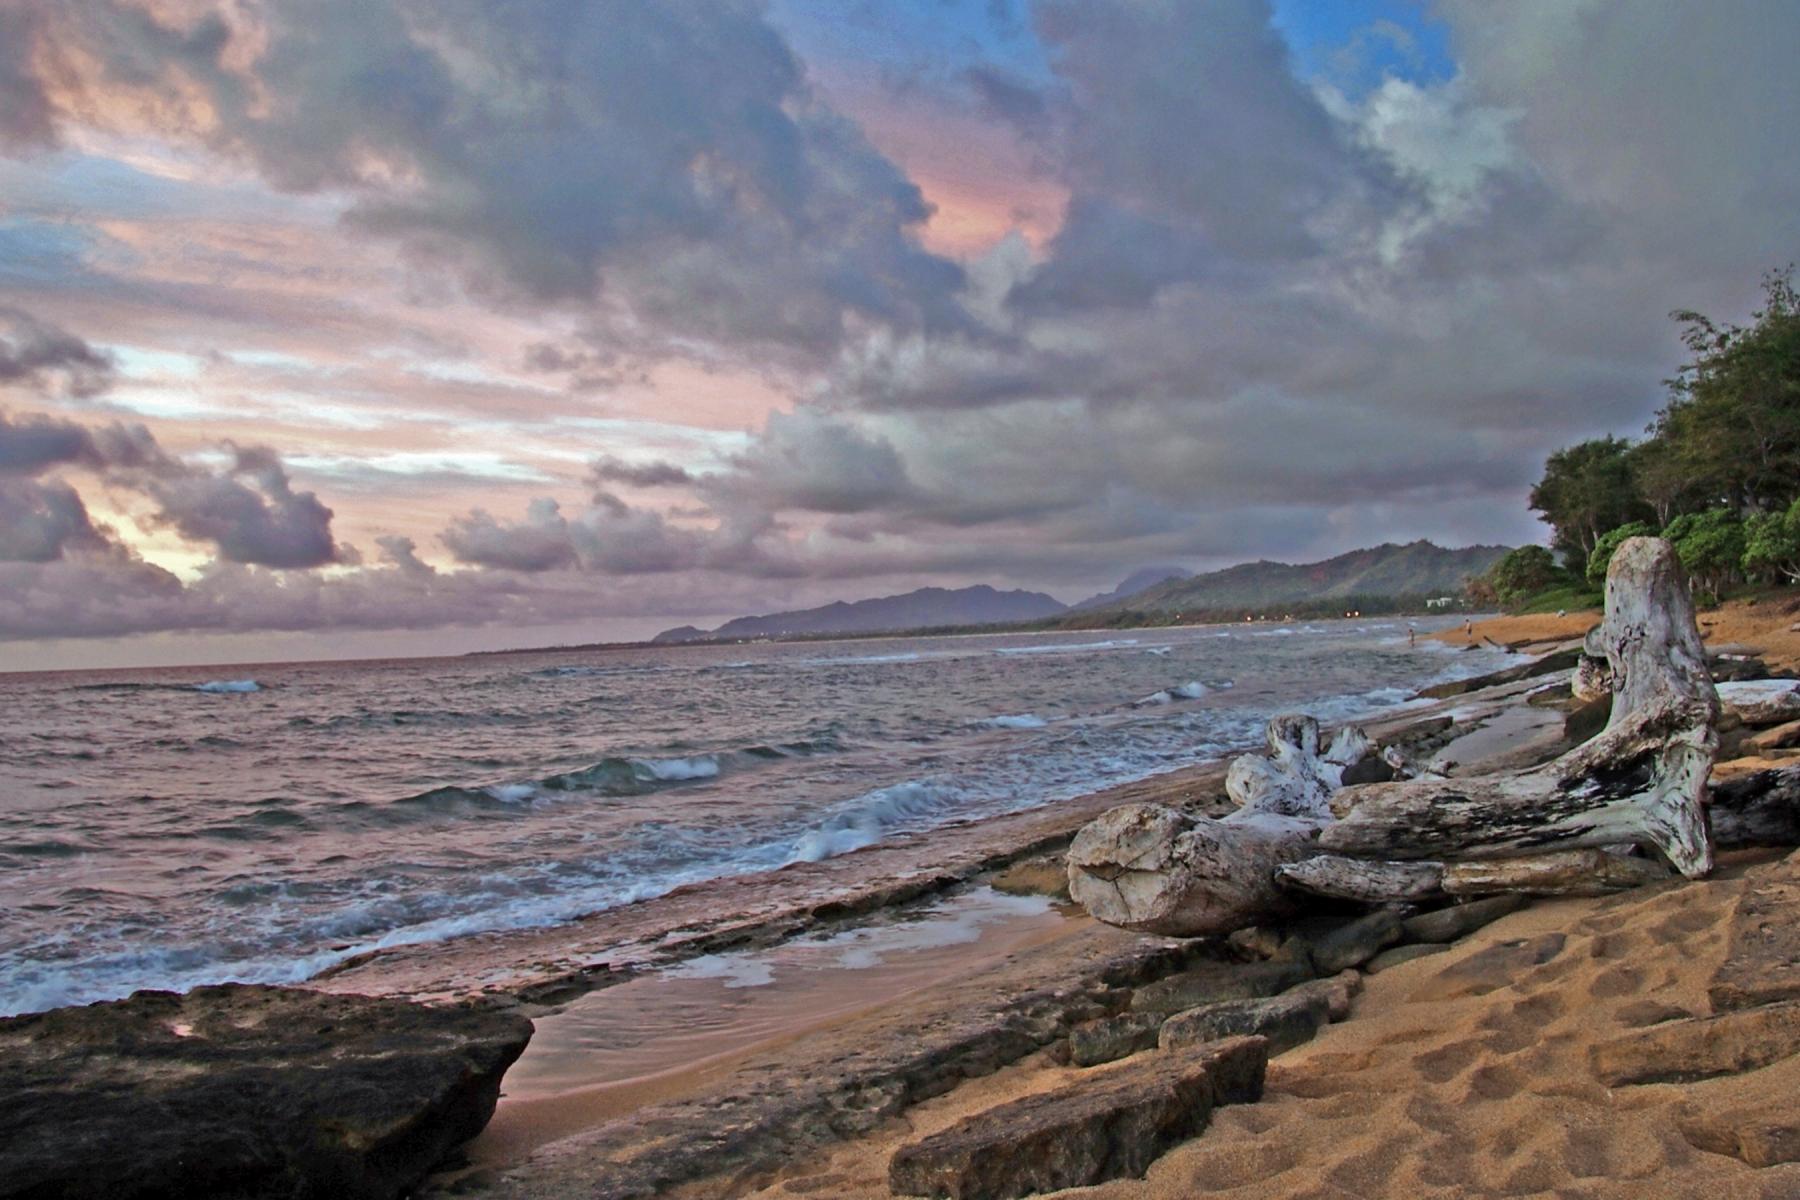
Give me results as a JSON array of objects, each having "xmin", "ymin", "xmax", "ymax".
[{"xmin": 0, "ymin": 984, "xmax": 533, "ymax": 1200}]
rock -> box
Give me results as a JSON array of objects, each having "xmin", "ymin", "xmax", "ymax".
[
  {"xmin": 1288, "ymin": 970, "xmax": 1362, "ymax": 1021},
  {"xmin": 1366, "ymin": 942, "xmax": 1451, "ymax": 974},
  {"xmin": 1710, "ymin": 655, "xmax": 1792, "ymax": 684},
  {"xmin": 1678, "ymin": 1104, "xmax": 1800, "ymax": 1168},
  {"xmin": 1400, "ymin": 894, "xmax": 1528, "ymax": 944},
  {"xmin": 888, "ymin": 1036, "xmax": 1268, "ymax": 1199},
  {"xmin": 1068, "ymin": 1012, "xmax": 1164, "ymax": 1067},
  {"xmin": 1718, "ymin": 680, "xmax": 1800, "ymax": 727},
  {"xmin": 1225, "ymin": 925, "xmax": 1281, "ymax": 961},
  {"xmin": 1747, "ymin": 719, "xmax": 1800, "ymax": 753},
  {"xmin": 1128, "ymin": 958, "xmax": 1313, "ymax": 1016},
  {"xmin": 0, "ymin": 984, "xmax": 533, "ymax": 1200},
  {"xmin": 1159, "ymin": 991, "xmax": 1329, "ymax": 1057},
  {"xmin": 1590, "ymin": 1000, "xmax": 1800, "ymax": 1086},
  {"xmin": 1301, "ymin": 909, "xmax": 1404, "ymax": 973},
  {"xmin": 1709, "ymin": 851, "xmax": 1800, "ymax": 1013},
  {"xmin": 1414, "ymin": 647, "xmax": 1582, "ymax": 700},
  {"xmin": 1408, "ymin": 934, "xmax": 1567, "ymax": 1003}
]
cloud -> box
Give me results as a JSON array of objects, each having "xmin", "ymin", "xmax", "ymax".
[
  {"xmin": 703, "ymin": 409, "xmax": 917, "ymax": 515},
  {"xmin": 0, "ymin": 408, "xmax": 166, "ymax": 475},
  {"xmin": 0, "ymin": 477, "xmax": 114, "ymax": 561},
  {"xmin": 19, "ymin": 0, "xmax": 973, "ymax": 363},
  {"xmin": 0, "ymin": 308, "xmax": 115, "ymax": 397},
  {"xmin": 143, "ymin": 444, "xmax": 347, "ymax": 569},
  {"xmin": 587, "ymin": 456, "xmax": 694, "ymax": 490},
  {"xmin": 0, "ymin": 7, "xmax": 56, "ymax": 150}
]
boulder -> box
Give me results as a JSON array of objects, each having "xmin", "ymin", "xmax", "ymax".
[
  {"xmin": 1590, "ymin": 1000, "xmax": 1800, "ymax": 1086},
  {"xmin": 1288, "ymin": 970, "xmax": 1363, "ymax": 1021},
  {"xmin": 888, "ymin": 1036, "xmax": 1267, "ymax": 1200},
  {"xmin": 0, "ymin": 984, "xmax": 532, "ymax": 1200},
  {"xmin": 1746, "ymin": 719, "xmax": 1800, "ymax": 753},
  {"xmin": 1718, "ymin": 680, "xmax": 1800, "ymax": 727},
  {"xmin": 1301, "ymin": 909, "xmax": 1404, "ymax": 973},
  {"xmin": 1067, "ymin": 1012, "xmax": 1164, "ymax": 1068},
  {"xmin": 1400, "ymin": 894, "xmax": 1528, "ymax": 944},
  {"xmin": 1366, "ymin": 943, "xmax": 1451, "ymax": 974},
  {"xmin": 1128, "ymin": 958, "xmax": 1312, "ymax": 1016},
  {"xmin": 1678, "ymin": 1103, "xmax": 1800, "ymax": 1168},
  {"xmin": 1159, "ymin": 992, "xmax": 1328, "ymax": 1056}
]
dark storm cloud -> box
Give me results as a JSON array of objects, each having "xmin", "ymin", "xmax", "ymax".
[
  {"xmin": 0, "ymin": 477, "xmax": 113, "ymax": 562},
  {"xmin": 144, "ymin": 445, "xmax": 346, "ymax": 569},
  {"xmin": 0, "ymin": 308, "xmax": 115, "ymax": 397},
  {"xmin": 587, "ymin": 456, "xmax": 694, "ymax": 490},
  {"xmin": 19, "ymin": 0, "xmax": 972, "ymax": 362},
  {"xmin": 1, "ymin": 408, "xmax": 347, "ymax": 569},
  {"xmin": 0, "ymin": 409, "xmax": 167, "ymax": 475}
]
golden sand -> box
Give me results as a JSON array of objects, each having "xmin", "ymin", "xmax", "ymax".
[
  {"xmin": 730, "ymin": 852, "xmax": 1800, "ymax": 1200},
  {"xmin": 1435, "ymin": 592, "xmax": 1800, "ymax": 672}
]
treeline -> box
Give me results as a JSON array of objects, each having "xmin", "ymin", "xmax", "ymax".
[{"xmin": 1482, "ymin": 267, "xmax": 1800, "ymax": 607}]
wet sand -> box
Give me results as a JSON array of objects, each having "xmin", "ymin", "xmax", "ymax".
[
  {"xmin": 1438, "ymin": 597, "xmax": 1800, "ymax": 672},
  {"xmin": 470, "ymin": 888, "xmax": 1075, "ymax": 1165}
]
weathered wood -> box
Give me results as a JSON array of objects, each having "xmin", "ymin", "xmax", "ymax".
[
  {"xmin": 1067, "ymin": 715, "xmax": 1363, "ymax": 935},
  {"xmin": 1273, "ymin": 855, "xmax": 1445, "ymax": 903},
  {"xmin": 1070, "ymin": 536, "xmax": 1723, "ymax": 938},
  {"xmin": 1320, "ymin": 538, "xmax": 1718, "ymax": 878},
  {"xmin": 1440, "ymin": 849, "xmax": 1672, "ymax": 897}
]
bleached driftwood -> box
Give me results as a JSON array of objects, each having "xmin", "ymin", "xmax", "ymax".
[
  {"xmin": 1439, "ymin": 849, "xmax": 1672, "ymax": 897},
  {"xmin": 1321, "ymin": 537, "xmax": 1718, "ymax": 878},
  {"xmin": 1069, "ymin": 537, "xmax": 1721, "ymax": 935},
  {"xmin": 1066, "ymin": 715, "xmax": 1373, "ymax": 935},
  {"xmin": 1273, "ymin": 855, "xmax": 1445, "ymax": 903}
]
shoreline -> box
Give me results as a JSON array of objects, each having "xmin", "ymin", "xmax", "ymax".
[{"xmin": 313, "ymin": 649, "xmax": 1541, "ymax": 1008}]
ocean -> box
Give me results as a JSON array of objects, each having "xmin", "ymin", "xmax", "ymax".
[{"xmin": 0, "ymin": 617, "xmax": 1508, "ymax": 1015}]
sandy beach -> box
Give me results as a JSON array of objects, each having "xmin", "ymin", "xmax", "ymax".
[{"xmin": 401, "ymin": 605, "xmax": 1800, "ymax": 1200}]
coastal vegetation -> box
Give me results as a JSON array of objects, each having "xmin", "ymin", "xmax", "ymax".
[{"xmin": 1487, "ymin": 267, "xmax": 1800, "ymax": 611}]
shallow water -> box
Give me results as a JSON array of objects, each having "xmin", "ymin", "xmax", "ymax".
[{"xmin": 0, "ymin": 617, "xmax": 1505, "ymax": 1014}]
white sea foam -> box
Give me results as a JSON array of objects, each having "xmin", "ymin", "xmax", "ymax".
[
  {"xmin": 631, "ymin": 755, "xmax": 721, "ymax": 782},
  {"xmin": 483, "ymin": 782, "xmax": 539, "ymax": 804},
  {"xmin": 786, "ymin": 779, "xmax": 961, "ymax": 863},
  {"xmin": 798, "ymin": 651, "xmax": 924, "ymax": 666},
  {"xmin": 984, "ymin": 713, "xmax": 1048, "ymax": 729},
  {"xmin": 195, "ymin": 679, "xmax": 260, "ymax": 693},
  {"xmin": 1172, "ymin": 681, "xmax": 1209, "ymax": 699},
  {"xmin": 994, "ymin": 639, "xmax": 1139, "ymax": 656}
]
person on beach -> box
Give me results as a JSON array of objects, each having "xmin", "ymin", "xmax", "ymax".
[{"xmin": 1408, "ymin": 624, "xmax": 1416, "ymax": 646}]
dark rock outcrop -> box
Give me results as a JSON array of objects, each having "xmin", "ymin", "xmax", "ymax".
[
  {"xmin": 888, "ymin": 1035, "xmax": 1268, "ymax": 1199},
  {"xmin": 1127, "ymin": 958, "xmax": 1312, "ymax": 1016},
  {"xmin": 1401, "ymin": 894, "xmax": 1527, "ymax": 944},
  {"xmin": 1590, "ymin": 1000, "xmax": 1800, "ymax": 1086},
  {"xmin": 0, "ymin": 984, "xmax": 532, "ymax": 1200},
  {"xmin": 1157, "ymin": 991, "xmax": 1329, "ymax": 1057}
]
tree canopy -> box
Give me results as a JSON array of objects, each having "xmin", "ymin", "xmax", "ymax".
[{"xmin": 1521, "ymin": 266, "xmax": 1800, "ymax": 605}]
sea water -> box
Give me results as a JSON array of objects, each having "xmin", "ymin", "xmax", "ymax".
[{"xmin": 0, "ymin": 617, "xmax": 1508, "ymax": 1014}]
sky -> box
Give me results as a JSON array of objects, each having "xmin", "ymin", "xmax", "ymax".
[{"xmin": 1, "ymin": 0, "xmax": 1797, "ymax": 671}]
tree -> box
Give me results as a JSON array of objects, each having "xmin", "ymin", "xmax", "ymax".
[
  {"xmin": 1529, "ymin": 437, "xmax": 1654, "ymax": 573},
  {"xmin": 1586, "ymin": 521, "xmax": 1659, "ymax": 588},
  {"xmin": 1487, "ymin": 545, "xmax": 1560, "ymax": 606},
  {"xmin": 1743, "ymin": 499, "xmax": 1800, "ymax": 583},
  {"xmin": 1664, "ymin": 509, "xmax": 1746, "ymax": 601},
  {"xmin": 1658, "ymin": 267, "xmax": 1800, "ymax": 515}
]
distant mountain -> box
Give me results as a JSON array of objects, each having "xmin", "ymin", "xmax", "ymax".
[
  {"xmin": 1071, "ymin": 566, "xmax": 1194, "ymax": 611},
  {"xmin": 1095, "ymin": 541, "xmax": 1508, "ymax": 615},
  {"xmin": 651, "ymin": 585, "xmax": 1069, "ymax": 643}
]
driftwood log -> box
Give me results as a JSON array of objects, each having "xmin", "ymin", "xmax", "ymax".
[
  {"xmin": 1068, "ymin": 537, "xmax": 1722, "ymax": 936},
  {"xmin": 1066, "ymin": 716, "xmax": 1372, "ymax": 936}
]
